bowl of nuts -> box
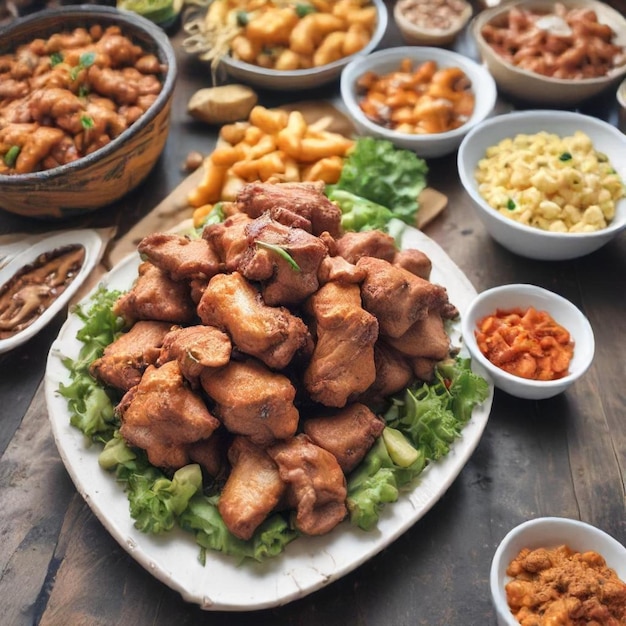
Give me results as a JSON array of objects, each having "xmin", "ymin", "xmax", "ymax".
[
  {"xmin": 394, "ymin": 0, "xmax": 473, "ymax": 47},
  {"xmin": 472, "ymin": 0, "xmax": 626, "ymax": 106}
]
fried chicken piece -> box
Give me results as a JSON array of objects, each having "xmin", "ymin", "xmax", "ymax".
[
  {"xmin": 218, "ymin": 436, "xmax": 287, "ymax": 540},
  {"xmin": 393, "ymin": 248, "xmax": 432, "ymax": 280},
  {"xmin": 317, "ymin": 254, "xmax": 366, "ymax": 285},
  {"xmin": 268, "ymin": 434, "xmax": 347, "ymax": 536},
  {"xmin": 384, "ymin": 309, "xmax": 451, "ymax": 361},
  {"xmin": 187, "ymin": 429, "xmax": 229, "ymax": 479},
  {"xmin": 360, "ymin": 341, "xmax": 415, "ymax": 401},
  {"xmin": 238, "ymin": 213, "xmax": 329, "ymax": 306},
  {"xmin": 89, "ymin": 320, "xmax": 173, "ymax": 392},
  {"xmin": 357, "ymin": 256, "xmax": 448, "ymax": 338},
  {"xmin": 200, "ymin": 359, "xmax": 299, "ymax": 447},
  {"xmin": 118, "ymin": 361, "xmax": 220, "ymax": 470},
  {"xmin": 304, "ymin": 282, "xmax": 378, "ymax": 408},
  {"xmin": 137, "ymin": 233, "xmax": 221, "ymax": 282},
  {"xmin": 157, "ymin": 324, "xmax": 232, "ymax": 384},
  {"xmin": 202, "ymin": 212, "xmax": 253, "ymax": 271},
  {"xmin": 197, "ymin": 271, "xmax": 311, "ymax": 370},
  {"xmin": 303, "ymin": 403, "xmax": 385, "ymax": 474},
  {"xmin": 334, "ymin": 230, "xmax": 397, "ymax": 264},
  {"xmin": 236, "ymin": 180, "xmax": 343, "ymax": 238},
  {"xmin": 410, "ymin": 356, "xmax": 439, "ymax": 383},
  {"xmin": 113, "ymin": 261, "xmax": 196, "ymax": 325}
]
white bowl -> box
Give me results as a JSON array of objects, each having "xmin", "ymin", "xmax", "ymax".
[
  {"xmin": 491, "ymin": 517, "xmax": 626, "ymax": 626},
  {"xmin": 461, "ymin": 284, "xmax": 594, "ymax": 400},
  {"xmin": 457, "ymin": 110, "xmax": 626, "ymax": 260},
  {"xmin": 340, "ymin": 46, "xmax": 497, "ymax": 158},
  {"xmin": 472, "ymin": 0, "xmax": 626, "ymax": 106},
  {"xmin": 214, "ymin": 0, "xmax": 388, "ymax": 91}
]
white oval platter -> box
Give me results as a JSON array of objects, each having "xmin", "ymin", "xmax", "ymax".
[{"xmin": 44, "ymin": 224, "xmax": 494, "ymax": 611}]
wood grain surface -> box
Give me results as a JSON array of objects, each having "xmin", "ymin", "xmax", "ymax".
[{"xmin": 1, "ymin": 2, "xmax": 625, "ymax": 625}]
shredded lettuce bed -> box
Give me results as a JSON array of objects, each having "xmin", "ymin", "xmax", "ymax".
[{"xmin": 58, "ymin": 286, "xmax": 489, "ymax": 563}]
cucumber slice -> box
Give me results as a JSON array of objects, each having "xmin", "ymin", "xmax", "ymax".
[{"xmin": 382, "ymin": 427, "xmax": 420, "ymax": 468}]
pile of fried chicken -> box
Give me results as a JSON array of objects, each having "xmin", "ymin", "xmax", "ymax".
[{"xmin": 89, "ymin": 180, "xmax": 458, "ymax": 540}]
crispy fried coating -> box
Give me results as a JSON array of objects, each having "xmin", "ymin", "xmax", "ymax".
[
  {"xmin": 113, "ymin": 261, "xmax": 196, "ymax": 325},
  {"xmin": 393, "ymin": 248, "xmax": 432, "ymax": 280},
  {"xmin": 317, "ymin": 253, "xmax": 366, "ymax": 285},
  {"xmin": 197, "ymin": 271, "xmax": 311, "ymax": 370},
  {"xmin": 187, "ymin": 429, "xmax": 229, "ymax": 479},
  {"xmin": 304, "ymin": 282, "xmax": 378, "ymax": 407},
  {"xmin": 334, "ymin": 230, "xmax": 397, "ymax": 264},
  {"xmin": 236, "ymin": 180, "xmax": 343, "ymax": 238},
  {"xmin": 360, "ymin": 341, "xmax": 415, "ymax": 401},
  {"xmin": 268, "ymin": 434, "xmax": 347, "ymax": 536},
  {"xmin": 218, "ymin": 436, "xmax": 287, "ymax": 540},
  {"xmin": 89, "ymin": 320, "xmax": 172, "ymax": 392},
  {"xmin": 357, "ymin": 256, "xmax": 448, "ymax": 338},
  {"xmin": 137, "ymin": 233, "xmax": 221, "ymax": 282},
  {"xmin": 200, "ymin": 359, "xmax": 299, "ymax": 447},
  {"xmin": 202, "ymin": 213, "xmax": 253, "ymax": 271},
  {"xmin": 157, "ymin": 324, "xmax": 232, "ymax": 383},
  {"xmin": 384, "ymin": 309, "xmax": 451, "ymax": 361},
  {"xmin": 303, "ymin": 403, "xmax": 385, "ymax": 473},
  {"xmin": 238, "ymin": 213, "xmax": 329, "ymax": 306},
  {"xmin": 117, "ymin": 361, "xmax": 220, "ymax": 469}
]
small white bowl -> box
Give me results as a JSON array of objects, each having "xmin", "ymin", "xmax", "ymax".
[
  {"xmin": 457, "ymin": 110, "xmax": 626, "ymax": 260},
  {"xmin": 472, "ymin": 0, "xmax": 626, "ymax": 107},
  {"xmin": 394, "ymin": 0, "xmax": 473, "ymax": 47},
  {"xmin": 461, "ymin": 284, "xmax": 594, "ymax": 400},
  {"xmin": 491, "ymin": 517, "xmax": 626, "ymax": 626},
  {"xmin": 340, "ymin": 46, "xmax": 497, "ymax": 158},
  {"xmin": 0, "ymin": 230, "xmax": 105, "ymax": 354}
]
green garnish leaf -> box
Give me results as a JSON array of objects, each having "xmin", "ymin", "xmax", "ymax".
[
  {"xmin": 236, "ymin": 10, "xmax": 249, "ymax": 26},
  {"xmin": 80, "ymin": 51, "xmax": 96, "ymax": 69},
  {"xmin": 78, "ymin": 85, "xmax": 90, "ymax": 97},
  {"xmin": 506, "ymin": 198, "xmax": 516, "ymax": 210},
  {"xmin": 256, "ymin": 240, "xmax": 301, "ymax": 272},
  {"xmin": 81, "ymin": 115, "xmax": 95, "ymax": 130},
  {"xmin": 50, "ymin": 51, "xmax": 64, "ymax": 66},
  {"xmin": 4, "ymin": 145, "xmax": 20, "ymax": 168},
  {"xmin": 559, "ymin": 152, "xmax": 572, "ymax": 161},
  {"xmin": 295, "ymin": 2, "xmax": 316, "ymax": 17}
]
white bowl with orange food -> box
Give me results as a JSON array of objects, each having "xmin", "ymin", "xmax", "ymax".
[
  {"xmin": 471, "ymin": 0, "xmax": 626, "ymax": 106},
  {"xmin": 490, "ymin": 517, "xmax": 626, "ymax": 626},
  {"xmin": 461, "ymin": 284, "xmax": 594, "ymax": 400},
  {"xmin": 339, "ymin": 46, "xmax": 497, "ymax": 158}
]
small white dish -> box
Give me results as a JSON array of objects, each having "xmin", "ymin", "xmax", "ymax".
[
  {"xmin": 0, "ymin": 229, "xmax": 105, "ymax": 354},
  {"xmin": 461, "ymin": 283, "xmax": 594, "ymax": 400},
  {"xmin": 491, "ymin": 516, "xmax": 626, "ymax": 626}
]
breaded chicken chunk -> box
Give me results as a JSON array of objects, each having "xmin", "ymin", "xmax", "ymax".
[
  {"xmin": 334, "ymin": 230, "xmax": 397, "ymax": 264},
  {"xmin": 89, "ymin": 320, "xmax": 173, "ymax": 392},
  {"xmin": 268, "ymin": 434, "xmax": 347, "ymax": 536},
  {"xmin": 218, "ymin": 436, "xmax": 287, "ymax": 540},
  {"xmin": 384, "ymin": 309, "xmax": 451, "ymax": 361},
  {"xmin": 200, "ymin": 359, "xmax": 299, "ymax": 447}
]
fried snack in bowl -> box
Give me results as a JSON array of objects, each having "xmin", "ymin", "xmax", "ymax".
[
  {"xmin": 0, "ymin": 5, "xmax": 176, "ymax": 219},
  {"xmin": 472, "ymin": 0, "xmax": 626, "ymax": 106},
  {"xmin": 182, "ymin": 0, "xmax": 388, "ymax": 91}
]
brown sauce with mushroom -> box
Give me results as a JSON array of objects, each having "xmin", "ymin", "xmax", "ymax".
[{"xmin": 0, "ymin": 244, "xmax": 85, "ymax": 339}]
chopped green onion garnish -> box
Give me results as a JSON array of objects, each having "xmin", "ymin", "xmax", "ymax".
[
  {"xmin": 4, "ymin": 145, "xmax": 20, "ymax": 168},
  {"xmin": 559, "ymin": 152, "xmax": 572, "ymax": 161},
  {"xmin": 295, "ymin": 3, "xmax": 316, "ymax": 17},
  {"xmin": 81, "ymin": 115, "xmax": 95, "ymax": 130},
  {"xmin": 506, "ymin": 198, "xmax": 516, "ymax": 211},
  {"xmin": 50, "ymin": 51, "xmax": 64, "ymax": 66},
  {"xmin": 256, "ymin": 241, "xmax": 301, "ymax": 272}
]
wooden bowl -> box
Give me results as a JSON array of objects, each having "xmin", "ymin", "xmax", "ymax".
[{"xmin": 0, "ymin": 5, "xmax": 177, "ymax": 219}]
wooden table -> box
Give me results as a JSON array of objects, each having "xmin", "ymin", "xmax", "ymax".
[{"xmin": 2, "ymin": 3, "xmax": 625, "ymax": 624}]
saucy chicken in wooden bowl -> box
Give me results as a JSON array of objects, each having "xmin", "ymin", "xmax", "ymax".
[
  {"xmin": 0, "ymin": 5, "xmax": 176, "ymax": 219},
  {"xmin": 471, "ymin": 0, "xmax": 626, "ymax": 106}
]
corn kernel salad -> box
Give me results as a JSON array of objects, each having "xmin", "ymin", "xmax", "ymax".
[{"xmin": 475, "ymin": 130, "xmax": 625, "ymax": 233}]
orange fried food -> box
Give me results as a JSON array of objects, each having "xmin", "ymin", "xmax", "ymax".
[
  {"xmin": 357, "ymin": 256, "xmax": 449, "ymax": 338},
  {"xmin": 236, "ymin": 180, "xmax": 343, "ymax": 238},
  {"xmin": 200, "ymin": 358, "xmax": 299, "ymax": 446},
  {"xmin": 117, "ymin": 360, "xmax": 220, "ymax": 469},
  {"xmin": 384, "ymin": 309, "xmax": 451, "ymax": 361},
  {"xmin": 157, "ymin": 324, "xmax": 232, "ymax": 384},
  {"xmin": 393, "ymin": 248, "xmax": 432, "ymax": 280},
  {"xmin": 303, "ymin": 403, "xmax": 385, "ymax": 473},
  {"xmin": 137, "ymin": 233, "xmax": 221, "ymax": 282},
  {"xmin": 202, "ymin": 212, "xmax": 254, "ymax": 272},
  {"xmin": 304, "ymin": 281, "xmax": 378, "ymax": 408},
  {"xmin": 362, "ymin": 341, "xmax": 415, "ymax": 401},
  {"xmin": 89, "ymin": 320, "xmax": 173, "ymax": 392},
  {"xmin": 334, "ymin": 230, "xmax": 397, "ymax": 264},
  {"xmin": 475, "ymin": 306, "xmax": 574, "ymax": 380},
  {"xmin": 197, "ymin": 271, "xmax": 311, "ymax": 370},
  {"xmin": 269, "ymin": 434, "xmax": 347, "ymax": 536},
  {"xmin": 113, "ymin": 261, "xmax": 196, "ymax": 325},
  {"xmin": 218, "ymin": 436, "xmax": 287, "ymax": 541}
]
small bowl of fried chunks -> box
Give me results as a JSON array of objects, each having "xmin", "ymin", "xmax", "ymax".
[
  {"xmin": 471, "ymin": 0, "xmax": 626, "ymax": 106},
  {"xmin": 181, "ymin": 0, "xmax": 388, "ymax": 91},
  {"xmin": 0, "ymin": 5, "xmax": 177, "ymax": 219},
  {"xmin": 491, "ymin": 517, "xmax": 626, "ymax": 626}
]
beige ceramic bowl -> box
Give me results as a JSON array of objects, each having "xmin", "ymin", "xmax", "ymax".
[
  {"xmin": 0, "ymin": 5, "xmax": 177, "ymax": 220},
  {"xmin": 394, "ymin": 0, "xmax": 472, "ymax": 47},
  {"xmin": 472, "ymin": 0, "xmax": 626, "ymax": 106}
]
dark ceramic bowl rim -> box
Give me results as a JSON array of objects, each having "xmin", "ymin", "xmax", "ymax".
[{"xmin": 0, "ymin": 4, "xmax": 177, "ymax": 185}]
